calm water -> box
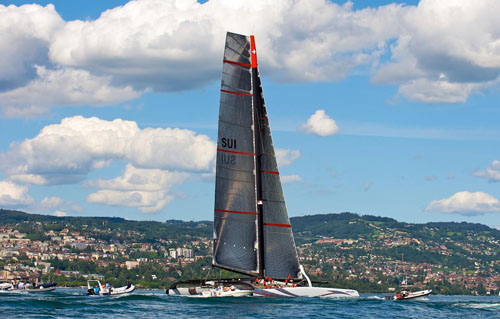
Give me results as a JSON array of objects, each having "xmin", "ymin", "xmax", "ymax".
[{"xmin": 1, "ymin": 289, "xmax": 500, "ymax": 318}]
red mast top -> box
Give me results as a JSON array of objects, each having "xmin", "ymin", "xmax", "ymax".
[{"xmin": 250, "ymin": 35, "xmax": 258, "ymax": 68}]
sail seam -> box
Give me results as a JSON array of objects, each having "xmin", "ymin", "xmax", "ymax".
[
  {"xmin": 221, "ymin": 89, "xmax": 253, "ymax": 97},
  {"xmin": 215, "ymin": 176, "xmax": 254, "ymax": 184},
  {"xmin": 264, "ymin": 223, "xmax": 291, "ymax": 228},
  {"xmin": 262, "ymin": 170, "xmax": 279, "ymax": 175},
  {"xmin": 218, "ymin": 118, "xmax": 252, "ymax": 129},
  {"xmin": 215, "ymin": 209, "xmax": 257, "ymax": 215},
  {"xmin": 223, "ymin": 59, "xmax": 251, "ymax": 68},
  {"xmin": 217, "ymin": 148, "xmax": 255, "ymax": 156}
]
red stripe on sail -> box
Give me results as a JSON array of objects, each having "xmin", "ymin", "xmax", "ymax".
[
  {"xmin": 262, "ymin": 171, "xmax": 279, "ymax": 175},
  {"xmin": 215, "ymin": 209, "xmax": 257, "ymax": 215},
  {"xmin": 264, "ymin": 223, "xmax": 291, "ymax": 228},
  {"xmin": 223, "ymin": 59, "xmax": 251, "ymax": 68},
  {"xmin": 250, "ymin": 35, "xmax": 258, "ymax": 68},
  {"xmin": 217, "ymin": 148, "xmax": 255, "ymax": 156},
  {"xmin": 220, "ymin": 89, "xmax": 252, "ymax": 97},
  {"xmin": 260, "ymin": 117, "xmax": 268, "ymax": 121}
]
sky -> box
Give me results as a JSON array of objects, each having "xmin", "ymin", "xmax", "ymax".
[{"xmin": 1, "ymin": 0, "xmax": 500, "ymax": 228}]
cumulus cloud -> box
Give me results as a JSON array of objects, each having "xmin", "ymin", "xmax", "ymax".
[
  {"xmin": 0, "ymin": 66, "xmax": 141, "ymax": 117},
  {"xmin": 474, "ymin": 160, "xmax": 500, "ymax": 182},
  {"xmin": 38, "ymin": 196, "xmax": 64, "ymax": 210},
  {"xmin": 275, "ymin": 149, "xmax": 301, "ymax": 167},
  {"xmin": 0, "ymin": 3, "xmax": 63, "ymax": 91},
  {"xmin": 0, "ymin": 116, "xmax": 216, "ymax": 185},
  {"xmin": 281, "ymin": 175, "xmax": 301, "ymax": 184},
  {"xmin": 87, "ymin": 164, "xmax": 188, "ymax": 212},
  {"xmin": 36, "ymin": 196, "xmax": 83, "ymax": 215},
  {"xmin": 373, "ymin": 0, "xmax": 500, "ymax": 102},
  {"xmin": 425, "ymin": 191, "xmax": 500, "ymax": 216},
  {"xmin": 300, "ymin": 110, "xmax": 339, "ymax": 136},
  {"xmin": 2, "ymin": 0, "xmax": 500, "ymax": 111},
  {"xmin": 53, "ymin": 210, "xmax": 67, "ymax": 217},
  {"xmin": 0, "ymin": 180, "xmax": 34, "ymax": 207}
]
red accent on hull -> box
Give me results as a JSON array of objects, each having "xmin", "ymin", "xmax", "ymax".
[
  {"xmin": 215, "ymin": 209, "xmax": 257, "ymax": 215},
  {"xmin": 264, "ymin": 223, "xmax": 291, "ymax": 228},
  {"xmin": 220, "ymin": 89, "xmax": 252, "ymax": 97},
  {"xmin": 217, "ymin": 148, "xmax": 255, "ymax": 156},
  {"xmin": 223, "ymin": 59, "xmax": 251, "ymax": 68},
  {"xmin": 250, "ymin": 35, "xmax": 258, "ymax": 68}
]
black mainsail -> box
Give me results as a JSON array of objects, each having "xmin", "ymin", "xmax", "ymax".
[{"xmin": 213, "ymin": 32, "xmax": 300, "ymax": 279}]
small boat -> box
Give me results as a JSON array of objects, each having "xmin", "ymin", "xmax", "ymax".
[
  {"xmin": 26, "ymin": 282, "xmax": 57, "ymax": 293},
  {"xmin": 385, "ymin": 289, "xmax": 432, "ymax": 300},
  {"xmin": 0, "ymin": 282, "xmax": 15, "ymax": 292},
  {"xmin": 86, "ymin": 280, "xmax": 135, "ymax": 296}
]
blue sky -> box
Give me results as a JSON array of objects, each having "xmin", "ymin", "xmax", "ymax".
[{"xmin": 1, "ymin": 0, "xmax": 500, "ymax": 228}]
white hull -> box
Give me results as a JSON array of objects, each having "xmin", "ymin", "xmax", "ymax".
[
  {"xmin": 168, "ymin": 285, "xmax": 359, "ymax": 299},
  {"xmin": 392, "ymin": 289, "xmax": 432, "ymax": 300},
  {"xmin": 100, "ymin": 285, "xmax": 135, "ymax": 296},
  {"xmin": 253, "ymin": 287, "xmax": 359, "ymax": 299},
  {"xmin": 194, "ymin": 289, "xmax": 253, "ymax": 298},
  {"xmin": 26, "ymin": 287, "xmax": 56, "ymax": 293},
  {"xmin": 167, "ymin": 286, "xmax": 252, "ymax": 297}
]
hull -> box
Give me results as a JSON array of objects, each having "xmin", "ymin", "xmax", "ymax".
[
  {"xmin": 193, "ymin": 289, "xmax": 253, "ymax": 298},
  {"xmin": 88, "ymin": 285, "xmax": 135, "ymax": 296},
  {"xmin": 253, "ymin": 287, "xmax": 359, "ymax": 299},
  {"xmin": 104, "ymin": 285, "xmax": 135, "ymax": 296},
  {"xmin": 167, "ymin": 286, "xmax": 252, "ymax": 297},
  {"xmin": 26, "ymin": 287, "xmax": 56, "ymax": 293},
  {"xmin": 390, "ymin": 289, "xmax": 432, "ymax": 300}
]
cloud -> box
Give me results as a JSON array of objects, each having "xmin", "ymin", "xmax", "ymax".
[
  {"xmin": 0, "ymin": 3, "xmax": 63, "ymax": 91},
  {"xmin": 1, "ymin": 0, "xmax": 499, "ymax": 111},
  {"xmin": 275, "ymin": 149, "xmax": 301, "ymax": 167},
  {"xmin": 474, "ymin": 160, "xmax": 500, "ymax": 182},
  {"xmin": 36, "ymin": 196, "xmax": 83, "ymax": 215},
  {"xmin": 53, "ymin": 210, "xmax": 67, "ymax": 217},
  {"xmin": 86, "ymin": 164, "xmax": 188, "ymax": 212},
  {"xmin": 363, "ymin": 181, "xmax": 372, "ymax": 191},
  {"xmin": 38, "ymin": 196, "xmax": 64, "ymax": 210},
  {"xmin": 425, "ymin": 191, "xmax": 500, "ymax": 216},
  {"xmin": 300, "ymin": 110, "xmax": 339, "ymax": 136},
  {"xmin": 0, "ymin": 66, "xmax": 141, "ymax": 117},
  {"xmin": 0, "ymin": 180, "xmax": 34, "ymax": 207},
  {"xmin": 0, "ymin": 116, "xmax": 216, "ymax": 185},
  {"xmin": 281, "ymin": 175, "xmax": 301, "ymax": 184},
  {"xmin": 373, "ymin": 0, "xmax": 500, "ymax": 102}
]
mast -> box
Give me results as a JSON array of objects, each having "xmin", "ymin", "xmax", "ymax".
[{"xmin": 250, "ymin": 35, "xmax": 265, "ymax": 278}]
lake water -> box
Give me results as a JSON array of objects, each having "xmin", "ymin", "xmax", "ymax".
[{"xmin": 1, "ymin": 289, "xmax": 500, "ymax": 318}]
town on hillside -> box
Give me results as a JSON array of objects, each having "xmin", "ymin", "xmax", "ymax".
[{"xmin": 1, "ymin": 209, "xmax": 499, "ymax": 295}]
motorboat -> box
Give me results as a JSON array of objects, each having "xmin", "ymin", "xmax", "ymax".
[
  {"xmin": 385, "ymin": 289, "xmax": 432, "ymax": 300},
  {"xmin": 87, "ymin": 280, "xmax": 135, "ymax": 296}
]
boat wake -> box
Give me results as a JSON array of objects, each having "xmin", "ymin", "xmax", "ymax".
[{"xmin": 455, "ymin": 302, "xmax": 500, "ymax": 310}]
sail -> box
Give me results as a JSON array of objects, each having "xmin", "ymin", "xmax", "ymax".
[
  {"xmin": 252, "ymin": 55, "xmax": 301, "ymax": 280},
  {"xmin": 213, "ymin": 32, "xmax": 258, "ymax": 274},
  {"xmin": 213, "ymin": 32, "xmax": 300, "ymax": 279}
]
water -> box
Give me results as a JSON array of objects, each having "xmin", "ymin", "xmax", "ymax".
[{"xmin": 1, "ymin": 289, "xmax": 500, "ymax": 318}]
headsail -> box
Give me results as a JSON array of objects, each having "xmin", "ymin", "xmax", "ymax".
[{"xmin": 213, "ymin": 32, "xmax": 300, "ymax": 279}]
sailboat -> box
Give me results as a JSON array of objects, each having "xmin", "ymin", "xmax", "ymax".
[{"xmin": 166, "ymin": 32, "xmax": 359, "ymax": 298}]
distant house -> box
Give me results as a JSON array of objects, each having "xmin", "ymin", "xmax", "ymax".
[{"xmin": 124, "ymin": 261, "xmax": 140, "ymax": 270}]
